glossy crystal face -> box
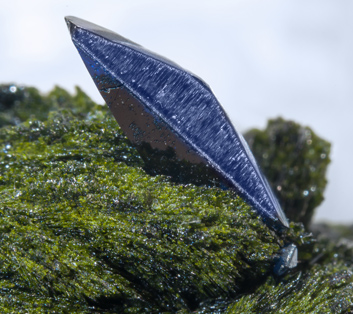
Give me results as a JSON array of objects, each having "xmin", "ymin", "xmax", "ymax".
[{"xmin": 65, "ymin": 16, "xmax": 289, "ymax": 229}]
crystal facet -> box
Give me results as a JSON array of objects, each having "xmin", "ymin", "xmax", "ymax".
[
  {"xmin": 274, "ymin": 244, "xmax": 298, "ymax": 276},
  {"xmin": 65, "ymin": 16, "xmax": 289, "ymax": 230}
]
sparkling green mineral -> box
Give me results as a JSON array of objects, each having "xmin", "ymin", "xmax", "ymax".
[
  {"xmin": 0, "ymin": 85, "xmax": 350, "ymax": 313},
  {"xmin": 245, "ymin": 118, "xmax": 331, "ymax": 228}
]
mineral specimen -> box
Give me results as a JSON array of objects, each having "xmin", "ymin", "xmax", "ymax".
[{"xmin": 0, "ymin": 86, "xmax": 349, "ymax": 313}]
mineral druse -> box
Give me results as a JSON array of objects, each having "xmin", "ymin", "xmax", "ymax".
[{"xmin": 0, "ymin": 85, "xmax": 351, "ymax": 313}]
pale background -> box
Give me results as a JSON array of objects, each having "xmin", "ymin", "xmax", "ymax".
[{"xmin": 1, "ymin": 0, "xmax": 352, "ymax": 223}]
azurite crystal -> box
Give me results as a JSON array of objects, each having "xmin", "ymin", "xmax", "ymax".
[{"xmin": 65, "ymin": 16, "xmax": 289, "ymax": 230}]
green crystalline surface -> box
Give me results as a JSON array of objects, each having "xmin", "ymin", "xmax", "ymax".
[
  {"xmin": 0, "ymin": 84, "xmax": 97, "ymax": 127},
  {"xmin": 227, "ymin": 264, "xmax": 353, "ymax": 313},
  {"xmin": 245, "ymin": 118, "xmax": 331, "ymax": 228},
  {"xmin": 0, "ymin": 85, "xmax": 351, "ymax": 313}
]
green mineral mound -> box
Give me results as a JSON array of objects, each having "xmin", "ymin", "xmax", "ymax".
[
  {"xmin": 245, "ymin": 118, "xmax": 331, "ymax": 228},
  {"xmin": 0, "ymin": 85, "xmax": 351, "ymax": 313},
  {"xmin": 0, "ymin": 84, "xmax": 97, "ymax": 127}
]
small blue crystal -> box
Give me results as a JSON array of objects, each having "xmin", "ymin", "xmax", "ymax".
[
  {"xmin": 274, "ymin": 244, "xmax": 298, "ymax": 276},
  {"xmin": 65, "ymin": 16, "xmax": 289, "ymax": 230}
]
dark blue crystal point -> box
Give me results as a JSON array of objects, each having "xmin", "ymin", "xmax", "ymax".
[{"xmin": 65, "ymin": 16, "xmax": 289, "ymax": 229}]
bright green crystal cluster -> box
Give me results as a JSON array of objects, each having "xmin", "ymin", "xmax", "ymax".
[{"xmin": 0, "ymin": 85, "xmax": 351, "ymax": 313}]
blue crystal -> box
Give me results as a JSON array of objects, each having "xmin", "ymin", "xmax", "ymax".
[
  {"xmin": 65, "ymin": 16, "xmax": 289, "ymax": 230},
  {"xmin": 273, "ymin": 244, "xmax": 298, "ymax": 276}
]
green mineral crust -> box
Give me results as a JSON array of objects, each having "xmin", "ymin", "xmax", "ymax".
[
  {"xmin": 0, "ymin": 84, "xmax": 97, "ymax": 127},
  {"xmin": 0, "ymin": 85, "xmax": 351, "ymax": 313},
  {"xmin": 245, "ymin": 118, "xmax": 331, "ymax": 228}
]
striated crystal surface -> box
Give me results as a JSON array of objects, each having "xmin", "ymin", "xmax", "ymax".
[{"xmin": 65, "ymin": 16, "xmax": 289, "ymax": 230}]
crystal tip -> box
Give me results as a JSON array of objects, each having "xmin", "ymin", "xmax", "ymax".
[
  {"xmin": 64, "ymin": 16, "xmax": 138, "ymax": 47},
  {"xmin": 64, "ymin": 16, "xmax": 77, "ymax": 35},
  {"xmin": 65, "ymin": 16, "xmax": 95, "ymax": 37}
]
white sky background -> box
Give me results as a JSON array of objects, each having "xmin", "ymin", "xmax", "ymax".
[{"xmin": 1, "ymin": 0, "xmax": 353, "ymax": 223}]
